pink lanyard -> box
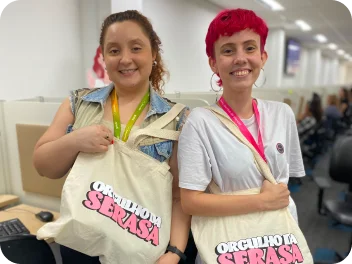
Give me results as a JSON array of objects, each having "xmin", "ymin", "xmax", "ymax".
[{"xmin": 218, "ymin": 96, "xmax": 267, "ymax": 163}]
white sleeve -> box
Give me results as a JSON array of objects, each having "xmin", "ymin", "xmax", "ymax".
[
  {"xmin": 285, "ymin": 105, "xmax": 306, "ymax": 177},
  {"xmin": 177, "ymin": 118, "xmax": 212, "ymax": 191}
]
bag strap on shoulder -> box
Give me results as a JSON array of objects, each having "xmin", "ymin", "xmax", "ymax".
[
  {"xmin": 145, "ymin": 103, "xmax": 186, "ymax": 130},
  {"xmin": 126, "ymin": 103, "xmax": 186, "ymax": 148},
  {"xmin": 204, "ymin": 106, "xmax": 277, "ymax": 184}
]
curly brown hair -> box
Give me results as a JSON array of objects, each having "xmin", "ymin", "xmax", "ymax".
[{"xmin": 99, "ymin": 10, "xmax": 168, "ymax": 94}]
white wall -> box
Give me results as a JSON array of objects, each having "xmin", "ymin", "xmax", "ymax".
[
  {"xmin": 298, "ymin": 48, "xmax": 309, "ymax": 87},
  {"xmin": 339, "ymin": 62, "xmax": 347, "ymax": 85},
  {"xmin": 345, "ymin": 63, "xmax": 352, "ymax": 84},
  {"xmin": 319, "ymin": 57, "xmax": 340, "ymax": 87},
  {"xmin": 143, "ymin": 0, "xmax": 219, "ymax": 93},
  {"xmin": 320, "ymin": 57, "xmax": 329, "ymax": 86},
  {"xmin": 265, "ymin": 29, "xmax": 285, "ymax": 88},
  {"xmin": 0, "ymin": 0, "xmax": 84, "ymax": 101},
  {"xmin": 111, "ymin": 0, "xmax": 143, "ymax": 12},
  {"xmin": 306, "ymin": 49, "xmax": 322, "ymax": 87}
]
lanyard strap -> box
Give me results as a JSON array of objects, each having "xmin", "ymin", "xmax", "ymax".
[
  {"xmin": 218, "ymin": 96, "xmax": 267, "ymax": 163},
  {"xmin": 111, "ymin": 88, "xmax": 150, "ymax": 142}
]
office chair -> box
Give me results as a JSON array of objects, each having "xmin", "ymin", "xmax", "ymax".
[
  {"xmin": 0, "ymin": 234, "xmax": 56, "ymax": 264},
  {"xmin": 318, "ymin": 135, "xmax": 352, "ymax": 263}
]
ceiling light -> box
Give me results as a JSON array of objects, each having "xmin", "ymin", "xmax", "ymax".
[
  {"xmin": 328, "ymin": 43, "xmax": 338, "ymax": 50},
  {"xmin": 295, "ymin": 20, "xmax": 312, "ymax": 31},
  {"xmin": 344, "ymin": 55, "xmax": 352, "ymax": 61},
  {"xmin": 337, "ymin": 49, "xmax": 345, "ymax": 55},
  {"xmin": 314, "ymin": 34, "xmax": 327, "ymax": 43},
  {"xmin": 255, "ymin": 0, "xmax": 285, "ymax": 11}
]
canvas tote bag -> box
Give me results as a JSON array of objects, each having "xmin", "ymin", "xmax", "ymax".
[
  {"xmin": 191, "ymin": 106, "xmax": 313, "ymax": 264},
  {"xmin": 37, "ymin": 103, "xmax": 186, "ymax": 264}
]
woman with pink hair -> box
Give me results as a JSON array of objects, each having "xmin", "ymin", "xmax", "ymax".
[
  {"xmin": 178, "ymin": 9, "xmax": 309, "ymax": 263},
  {"xmin": 87, "ymin": 46, "xmax": 111, "ymax": 88}
]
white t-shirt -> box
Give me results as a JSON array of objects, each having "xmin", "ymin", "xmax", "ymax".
[
  {"xmin": 241, "ymin": 113, "xmax": 258, "ymax": 142},
  {"xmin": 178, "ymin": 99, "xmax": 305, "ymax": 210},
  {"xmin": 178, "ymin": 99, "xmax": 305, "ymax": 263}
]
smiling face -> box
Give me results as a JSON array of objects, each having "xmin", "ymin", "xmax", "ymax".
[
  {"xmin": 209, "ymin": 29, "xmax": 268, "ymax": 93},
  {"xmin": 102, "ymin": 21, "xmax": 155, "ymax": 91}
]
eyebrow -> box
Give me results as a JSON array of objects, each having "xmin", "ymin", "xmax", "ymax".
[
  {"xmin": 243, "ymin": 39, "xmax": 257, "ymax": 44},
  {"xmin": 105, "ymin": 38, "xmax": 145, "ymax": 47},
  {"xmin": 129, "ymin": 38, "xmax": 146, "ymax": 45},
  {"xmin": 105, "ymin": 42, "xmax": 117, "ymax": 48},
  {"xmin": 220, "ymin": 39, "xmax": 258, "ymax": 48}
]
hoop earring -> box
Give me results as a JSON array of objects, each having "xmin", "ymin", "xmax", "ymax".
[
  {"xmin": 153, "ymin": 61, "xmax": 157, "ymax": 67},
  {"xmin": 254, "ymin": 68, "xmax": 267, "ymax": 88},
  {"xmin": 210, "ymin": 73, "xmax": 223, "ymax": 93}
]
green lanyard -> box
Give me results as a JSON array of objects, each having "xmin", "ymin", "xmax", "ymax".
[{"xmin": 111, "ymin": 88, "xmax": 150, "ymax": 142}]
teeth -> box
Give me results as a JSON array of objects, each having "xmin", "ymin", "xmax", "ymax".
[
  {"xmin": 120, "ymin": 69, "xmax": 136, "ymax": 73},
  {"xmin": 233, "ymin": 70, "xmax": 249, "ymax": 76}
]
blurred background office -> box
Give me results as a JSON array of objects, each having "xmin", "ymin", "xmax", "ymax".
[{"xmin": 0, "ymin": 0, "xmax": 352, "ymax": 100}]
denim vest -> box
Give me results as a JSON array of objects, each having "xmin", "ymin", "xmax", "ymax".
[{"xmin": 67, "ymin": 83, "xmax": 188, "ymax": 162}]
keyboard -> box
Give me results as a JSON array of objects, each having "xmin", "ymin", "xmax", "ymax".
[{"xmin": 0, "ymin": 218, "xmax": 30, "ymax": 237}]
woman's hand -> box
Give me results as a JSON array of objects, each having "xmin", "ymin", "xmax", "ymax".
[
  {"xmin": 156, "ymin": 252, "xmax": 180, "ymax": 264},
  {"xmin": 259, "ymin": 180, "xmax": 290, "ymax": 211},
  {"xmin": 71, "ymin": 125, "xmax": 114, "ymax": 153}
]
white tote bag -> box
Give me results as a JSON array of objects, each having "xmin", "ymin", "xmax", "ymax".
[
  {"xmin": 37, "ymin": 104, "xmax": 186, "ymax": 264},
  {"xmin": 191, "ymin": 106, "xmax": 313, "ymax": 264}
]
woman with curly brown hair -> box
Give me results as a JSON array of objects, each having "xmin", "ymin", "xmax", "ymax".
[{"xmin": 34, "ymin": 10, "xmax": 190, "ymax": 264}]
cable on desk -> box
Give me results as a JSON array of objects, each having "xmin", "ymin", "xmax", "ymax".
[{"xmin": 3, "ymin": 209, "xmax": 36, "ymax": 215}]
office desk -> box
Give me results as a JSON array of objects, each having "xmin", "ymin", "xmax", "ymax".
[
  {"xmin": 0, "ymin": 195, "xmax": 19, "ymax": 208},
  {"xmin": 0, "ymin": 204, "xmax": 60, "ymax": 243}
]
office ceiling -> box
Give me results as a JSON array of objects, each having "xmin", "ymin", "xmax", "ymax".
[{"xmin": 202, "ymin": 0, "xmax": 352, "ymax": 61}]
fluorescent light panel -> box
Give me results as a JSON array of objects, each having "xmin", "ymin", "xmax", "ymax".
[
  {"xmin": 328, "ymin": 43, "xmax": 338, "ymax": 50},
  {"xmin": 256, "ymin": 0, "xmax": 285, "ymax": 11},
  {"xmin": 343, "ymin": 54, "xmax": 352, "ymax": 61},
  {"xmin": 337, "ymin": 49, "xmax": 345, "ymax": 55},
  {"xmin": 295, "ymin": 20, "xmax": 312, "ymax": 31},
  {"xmin": 315, "ymin": 34, "xmax": 327, "ymax": 43}
]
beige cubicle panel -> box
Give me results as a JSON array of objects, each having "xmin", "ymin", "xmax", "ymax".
[
  {"xmin": 297, "ymin": 96, "xmax": 306, "ymax": 119},
  {"xmin": 16, "ymin": 124, "xmax": 67, "ymax": 198}
]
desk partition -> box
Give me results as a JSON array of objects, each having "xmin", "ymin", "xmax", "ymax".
[
  {"xmin": 2, "ymin": 101, "xmax": 62, "ymax": 211},
  {"xmin": 0, "ymin": 101, "xmax": 11, "ymax": 194},
  {"xmin": 16, "ymin": 124, "xmax": 66, "ymax": 197}
]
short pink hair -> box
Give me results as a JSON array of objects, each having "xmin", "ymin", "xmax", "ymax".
[
  {"xmin": 93, "ymin": 46, "xmax": 104, "ymax": 79},
  {"xmin": 206, "ymin": 9, "xmax": 269, "ymax": 58}
]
